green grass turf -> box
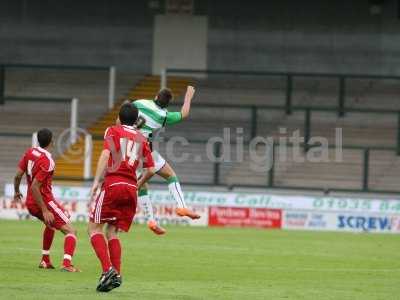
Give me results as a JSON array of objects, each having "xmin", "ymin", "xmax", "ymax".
[{"xmin": 0, "ymin": 220, "xmax": 399, "ymax": 300}]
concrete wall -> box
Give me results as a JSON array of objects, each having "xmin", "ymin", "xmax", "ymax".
[
  {"xmin": 152, "ymin": 15, "xmax": 208, "ymax": 74},
  {"xmin": 0, "ymin": 0, "xmax": 158, "ymax": 72}
]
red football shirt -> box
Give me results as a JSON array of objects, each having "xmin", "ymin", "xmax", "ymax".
[
  {"xmin": 103, "ymin": 124, "xmax": 154, "ymax": 186},
  {"xmin": 18, "ymin": 147, "xmax": 55, "ymax": 206}
]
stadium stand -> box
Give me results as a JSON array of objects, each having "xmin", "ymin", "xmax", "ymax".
[
  {"xmin": 53, "ymin": 76, "xmax": 193, "ymax": 179},
  {"xmin": 1, "ymin": 71, "xmax": 400, "ymax": 193},
  {"xmin": 193, "ymin": 75, "xmax": 400, "ymax": 111},
  {"xmin": 152, "ymin": 142, "xmax": 215, "ymax": 185},
  {"xmin": 161, "ymin": 75, "xmax": 400, "ymax": 192},
  {"xmin": 0, "ymin": 100, "xmax": 70, "ymax": 135},
  {"xmin": 273, "ymin": 148, "xmax": 364, "ymax": 191},
  {"xmin": 0, "ymin": 68, "xmax": 141, "ymax": 192},
  {"xmin": 167, "ymin": 80, "xmax": 398, "ymax": 147},
  {"xmin": 220, "ymin": 147, "xmax": 364, "ymax": 190},
  {"xmin": 0, "ymin": 136, "xmax": 32, "ymax": 194},
  {"xmin": 369, "ymin": 150, "xmax": 400, "ymax": 191},
  {"xmin": 193, "ymin": 76, "xmax": 286, "ymax": 106},
  {"xmin": 4, "ymin": 69, "xmax": 140, "ymax": 129}
]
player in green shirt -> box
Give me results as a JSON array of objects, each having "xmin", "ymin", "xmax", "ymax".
[{"xmin": 132, "ymin": 86, "xmax": 200, "ymax": 235}]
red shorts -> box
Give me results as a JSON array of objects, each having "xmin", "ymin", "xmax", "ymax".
[
  {"xmin": 89, "ymin": 182, "xmax": 137, "ymax": 232},
  {"xmin": 27, "ymin": 200, "xmax": 70, "ymax": 230}
]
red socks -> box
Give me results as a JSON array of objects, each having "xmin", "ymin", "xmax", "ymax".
[
  {"xmin": 63, "ymin": 234, "xmax": 77, "ymax": 267},
  {"xmin": 90, "ymin": 233, "xmax": 112, "ymax": 272},
  {"xmin": 41, "ymin": 227, "xmax": 76, "ymax": 267},
  {"xmin": 108, "ymin": 238, "xmax": 122, "ymax": 274},
  {"xmin": 90, "ymin": 233, "xmax": 122, "ymax": 274},
  {"xmin": 42, "ymin": 226, "xmax": 55, "ymax": 263}
]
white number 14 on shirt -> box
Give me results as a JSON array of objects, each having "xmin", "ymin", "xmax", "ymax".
[{"xmin": 120, "ymin": 138, "xmax": 139, "ymax": 166}]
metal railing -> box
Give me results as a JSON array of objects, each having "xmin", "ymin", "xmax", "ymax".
[
  {"xmin": 149, "ymin": 140, "xmax": 398, "ymax": 194},
  {"xmin": 1, "ymin": 97, "xmax": 79, "ymax": 144},
  {"xmin": 74, "ymin": 102, "xmax": 400, "ymax": 194},
  {"xmin": 5, "ymin": 67, "xmax": 400, "ymax": 194},
  {"xmin": 160, "ymin": 69, "xmax": 400, "ymax": 194},
  {"xmin": 162, "ymin": 68, "xmax": 400, "ymax": 116}
]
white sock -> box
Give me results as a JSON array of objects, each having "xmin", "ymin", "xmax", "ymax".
[
  {"xmin": 168, "ymin": 180, "xmax": 187, "ymax": 208},
  {"xmin": 139, "ymin": 195, "xmax": 155, "ymax": 222}
]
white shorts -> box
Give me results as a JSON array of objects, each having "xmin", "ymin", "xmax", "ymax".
[
  {"xmin": 151, "ymin": 150, "xmax": 167, "ymax": 172},
  {"xmin": 136, "ymin": 150, "xmax": 166, "ymax": 178}
]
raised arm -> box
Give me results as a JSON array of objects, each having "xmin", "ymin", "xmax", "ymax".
[{"xmin": 181, "ymin": 86, "xmax": 195, "ymax": 119}]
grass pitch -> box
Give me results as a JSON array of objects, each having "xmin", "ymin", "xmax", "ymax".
[{"xmin": 0, "ymin": 220, "xmax": 399, "ymax": 300}]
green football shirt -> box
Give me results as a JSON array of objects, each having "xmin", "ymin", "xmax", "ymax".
[{"xmin": 133, "ymin": 99, "xmax": 182, "ymax": 139}]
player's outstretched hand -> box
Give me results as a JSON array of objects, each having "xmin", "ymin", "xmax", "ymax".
[
  {"xmin": 43, "ymin": 209, "xmax": 55, "ymax": 226},
  {"xmin": 185, "ymin": 86, "xmax": 195, "ymax": 101}
]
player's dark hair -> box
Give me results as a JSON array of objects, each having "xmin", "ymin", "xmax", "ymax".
[
  {"xmin": 37, "ymin": 128, "xmax": 53, "ymax": 148},
  {"xmin": 119, "ymin": 103, "xmax": 138, "ymax": 126},
  {"xmin": 155, "ymin": 88, "xmax": 173, "ymax": 108},
  {"xmin": 121, "ymin": 99, "xmax": 132, "ymax": 105}
]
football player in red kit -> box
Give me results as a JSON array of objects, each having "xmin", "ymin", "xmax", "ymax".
[
  {"xmin": 13, "ymin": 128, "xmax": 80, "ymax": 272},
  {"xmin": 88, "ymin": 104, "xmax": 155, "ymax": 292}
]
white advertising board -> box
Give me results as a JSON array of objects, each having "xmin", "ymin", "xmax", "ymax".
[
  {"xmin": 3, "ymin": 184, "xmax": 400, "ymax": 233},
  {"xmin": 5, "ymin": 184, "xmax": 400, "ymax": 214},
  {"xmin": 0, "ymin": 195, "xmax": 206, "ymax": 227},
  {"xmin": 283, "ymin": 210, "xmax": 400, "ymax": 233}
]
